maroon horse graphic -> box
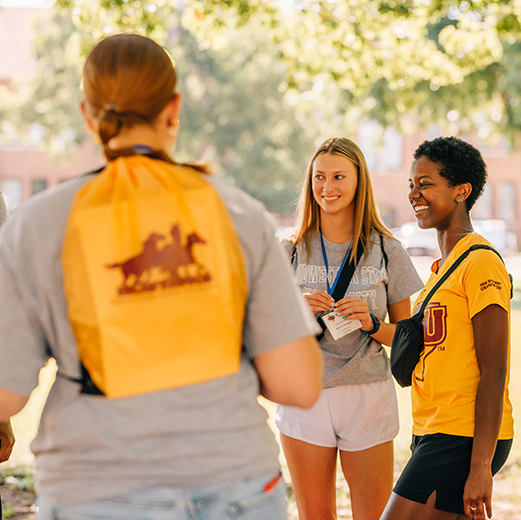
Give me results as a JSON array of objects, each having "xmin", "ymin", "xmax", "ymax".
[
  {"xmin": 106, "ymin": 233, "xmax": 165, "ymax": 292},
  {"xmin": 106, "ymin": 225, "xmax": 211, "ymax": 294},
  {"xmin": 159, "ymin": 227, "xmax": 210, "ymax": 284}
]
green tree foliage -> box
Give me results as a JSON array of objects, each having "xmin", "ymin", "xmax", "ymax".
[
  {"xmin": 51, "ymin": 0, "xmax": 521, "ymax": 139},
  {"xmin": 173, "ymin": 23, "xmax": 320, "ymax": 210},
  {"xmin": 4, "ymin": 4, "xmax": 326, "ymax": 213},
  {"xmin": 180, "ymin": 0, "xmax": 521, "ymax": 140},
  {"xmin": 5, "ymin": 0, "xmax": 521, "ymax": 212}
]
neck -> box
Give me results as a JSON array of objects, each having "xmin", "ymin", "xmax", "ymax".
[
  {"xmin": 106, "ymin": 124, "xmax": 172, "ymax": 154},
  {"xmin": 319, "ymin": 209, "xmax": 355, "ymax": 244},
  {"xmin": 437, "ymin": 214, "xmax": 474, "ymax": 267}
]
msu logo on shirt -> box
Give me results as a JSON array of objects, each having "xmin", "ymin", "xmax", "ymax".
[{"xmin": 415, "ymin": 302, "xmax": 448, "ymax": 382}]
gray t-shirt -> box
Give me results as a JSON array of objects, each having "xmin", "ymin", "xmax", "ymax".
[
  {"xmin": 284, "ymin": 231, "xmax": 423, "ymax": 387},
  {"xmin": 0, "ymin": 169, "xmax": 319, "ymax": 505}
]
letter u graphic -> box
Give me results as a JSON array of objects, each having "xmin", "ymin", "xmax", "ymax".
[{"xmin": 424, "ymin": 303, "xmax": 448, "ymax": 346}]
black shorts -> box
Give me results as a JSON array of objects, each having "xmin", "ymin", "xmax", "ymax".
[{"xmin": 393, "ymin": 433, "xmax": 513, "ymax": 514}]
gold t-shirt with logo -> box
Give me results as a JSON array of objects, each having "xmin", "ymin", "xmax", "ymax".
[{"xmin": 411, "ymin": 233, "xmax": 514, "ymax": 439}]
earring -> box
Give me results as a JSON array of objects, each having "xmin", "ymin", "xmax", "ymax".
[{"xmin": 457, "ymin": 197, "xmax": 464, "ymax": 203}]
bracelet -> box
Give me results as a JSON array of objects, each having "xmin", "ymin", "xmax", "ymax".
[{"xmin": 365, "ymin": 314, "xmax": 381, "ymax": 335}]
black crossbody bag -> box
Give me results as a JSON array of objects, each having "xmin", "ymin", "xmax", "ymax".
[{"xmin": 391, "ymin": 244, "xmax": 512, "ymax": 388}]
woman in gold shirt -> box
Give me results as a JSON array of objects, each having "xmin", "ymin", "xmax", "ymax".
[{"xmin": 381, "ymin": 137, "xmax": 513, "ymax": 520}]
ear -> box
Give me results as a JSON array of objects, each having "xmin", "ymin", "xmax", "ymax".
[
  {"xmin": 165, "ymin": 93, "xmax": 182, "ymax": 125},
  {"xmin": 80, "ymin": 101, "xmax": 97, "ymax": 135},
  {"xmin": 456, "ymin": 182, "xmax": 473, "ymax": 204}
]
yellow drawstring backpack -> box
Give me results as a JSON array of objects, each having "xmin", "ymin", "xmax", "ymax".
[{"xmin": 62, "ymin": 155, "xmax": 248, "ymax": 398}]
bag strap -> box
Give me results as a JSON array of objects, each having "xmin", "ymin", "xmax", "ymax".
[
  {"xmin": 417, "ymin": 244, "xmax": 509, "ymax": 318},
  {"xmin": 290, "ymin": 243, "xmax": 298, "ymax": 266},
  {"xmin": 331, "ymin": 239, "xmax": 364, "ymax": 301},
  {"xmin": 379, "ymin": 234, "xmax": 389, "ymax": 270},
  {"xmin": 290, "ymin": 239, "xmax": 364, "ymax": 301}
]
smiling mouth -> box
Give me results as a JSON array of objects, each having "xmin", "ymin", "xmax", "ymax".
[
  {"xmin": 413, "ymin": 204, "xmax": 429, "ymax": 213},
  {"xmin": 323, "ymin": 195, "xmax": 340, "ymax": 202}
]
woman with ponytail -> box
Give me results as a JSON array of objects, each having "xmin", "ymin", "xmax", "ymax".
[{"xmin": 0, "ymin": 34, "xmax": 322, "ymax": 519}]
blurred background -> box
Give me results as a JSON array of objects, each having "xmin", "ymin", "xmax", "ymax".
[
  {"xmin": 1, "ymin": 0, "xmax": 521, "ymax": 244},
  {"xmin": 1, "ymin": 0, "xmax": 521, "ymax": 518}
]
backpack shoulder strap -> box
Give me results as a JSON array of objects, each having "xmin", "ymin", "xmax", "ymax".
[
  {"xmin": 379, "ymin": 234, "xmax": 389, "ymax": 270},
  {"xmin": 290, "ymin": 242, "xmax": 297, "ymax": 266},
  {"xmin": 331, "ymin": 239, "xmax": 364, "ymax": 301}
]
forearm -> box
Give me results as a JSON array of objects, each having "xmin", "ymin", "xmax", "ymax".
[
  {"xmin": 368, "ymin": 297, "xmax": 412, "ymax": 347},
  {"xmin": 470, "ymin": 371, "xmax": 506, "ymax": 470},
  {"xmin": 255, "ymin": 337, "xmax": 323, "ymax": 409},
  {"xmin": 470, "ymin": 304, "xmax": 509, "ymax": 470},
  {"xmin": 370, "ymin": 321, "xmax": 396, "ymax": 347}
]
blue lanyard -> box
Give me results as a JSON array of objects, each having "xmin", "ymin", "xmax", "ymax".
[
  {"xmin": 319, "ymin": 229, "xmax": 351, "ymax": 296},
  {"xmin": 132, "ymin": 145, "xmax": 155, "ymax": 154}
]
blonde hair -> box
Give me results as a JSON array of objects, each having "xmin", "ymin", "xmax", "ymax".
[{"xmin": 293, "ymin": 137, "xmax": 392, "ymax": 264}]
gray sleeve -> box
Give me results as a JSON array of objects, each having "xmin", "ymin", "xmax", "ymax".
[
  {"xmin": 280, "ymin": 237, "xmax": 295, "ymax": 259},
  {"xmin": 242, "ymin": 216, "xmax": 320, "ymax": 359},
  {"xmin": 384, "ymin": 236, "xmax": 424, "ymax": 305},
  {"xmin": 0, "ymin": 223, "xmax": 50, "ymax": 396}
]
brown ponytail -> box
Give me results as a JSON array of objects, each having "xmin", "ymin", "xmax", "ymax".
[{"xmin": 83, "ymin": 34, "xmax": 210, "ymax": 174}]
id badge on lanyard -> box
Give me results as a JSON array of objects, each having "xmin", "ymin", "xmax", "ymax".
[{"xmin": 319, "ymin": 231, "xmax": 363, "ymax": 340}]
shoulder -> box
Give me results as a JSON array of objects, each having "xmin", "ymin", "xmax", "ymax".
[
  {"xmin": 459, "ymin": 235, "xmax": 511, "ymax": 311},
  {"xmin": 205, "ymin": 176, "xmax": 274, "ymax": 230},
  {"xmin": 0, "ymin": 171, "xmax": 98, "ymax": 243},
  {"xmin": 461, "ymin": 235, "xmax": 509, "ymax": 280},
  {"xmin": 463, "ymin": 235, "xmax": 506, "ymax": 267},
  {"xmin": 368, "ymin": 230, "xmax": 404, "ymax": 255},
  {"xmin": 204, "ymin": 177, "xmax": 280, "ymax": 271},
  {"xmin": 280, "ymin": 236, "xmax": 295, "ymax": 256}
]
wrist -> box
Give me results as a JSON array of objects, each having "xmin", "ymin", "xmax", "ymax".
[{"xmin": 363, "ymin": 314, "xmax": 381, "ymax": 334}]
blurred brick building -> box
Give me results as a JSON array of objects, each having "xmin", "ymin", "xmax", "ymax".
[
  {"xmin": 0, "ymin": 6, "xmax": 102, "ymax": 211},
  {"xmin": 0, "ymin": 6, "xmax": 519, "ymax": 248},
  {"xmin": 359, "ymin": 124, "xmax": 520, "ymax": 242}
]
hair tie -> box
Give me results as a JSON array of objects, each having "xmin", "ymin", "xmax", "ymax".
[{"xmin": 104, "ymin": 104, "xmax": 121, "ymax": 114}]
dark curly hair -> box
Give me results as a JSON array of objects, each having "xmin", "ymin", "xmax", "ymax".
[{"xmin": 413, "ymin": 136, "xmax": 487, "ymax": 211}]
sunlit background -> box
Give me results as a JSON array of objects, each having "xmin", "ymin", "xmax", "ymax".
[{"xmin": 1, "ymin": 0, "xmax": 521, "ymax": 518}]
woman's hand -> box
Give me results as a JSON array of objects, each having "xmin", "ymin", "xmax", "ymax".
[
  {"xmin": 463, "ymin": 466, "xmax": 493, "ymax": 519},
  {"xmin": 303, "ymin": 289, "xmax": 334, "ymax": 314},
  {"xmin": 334, "ymin": 296, "xmax": 372, "ymax": 331},
  {"xmin": 0, "ymin": 421, "xmax": 15, "ymax": 463}
]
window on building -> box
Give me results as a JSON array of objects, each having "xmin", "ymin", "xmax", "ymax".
[
  {"xmin": 497, "ymin": 182, "xmax": 516, "ymax": 223},
  {"xmin": 2, "ymin": 178, "xmax": 23, "ymax": 212},
  {"xmin": 472, "ymin": 185, "xmax": 493, "ymax": 220},
  {"xmin": 31, "ymin": 179, "xmax": 48, "ymax": 195}
]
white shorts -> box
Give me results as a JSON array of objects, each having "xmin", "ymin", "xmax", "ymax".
[{"xmin": 275, "ymin": 378, "xmax": 399, "ymax": 452}]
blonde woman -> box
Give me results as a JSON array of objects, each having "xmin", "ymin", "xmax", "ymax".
[{"xmin": 276, "ymin": 137, "xmax": 423, "ymax": 520}]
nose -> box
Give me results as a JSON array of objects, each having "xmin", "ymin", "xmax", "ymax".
[
  {"xmin": 323, "ymin": 177, "xmax": 334, "ymax": 193},
  {"xmin": 408, "ymin": 184, "xmax": 419, "ymax": 202}
]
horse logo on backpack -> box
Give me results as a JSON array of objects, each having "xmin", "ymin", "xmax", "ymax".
[{"xmin": 106, "ymin": 224, "xmax": 211, "ymax": 294}]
